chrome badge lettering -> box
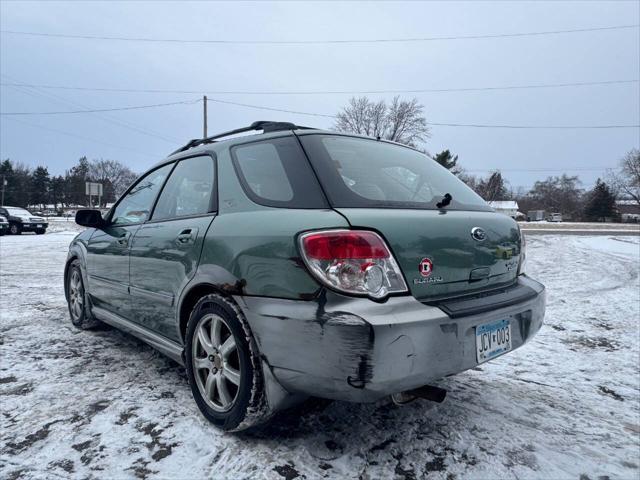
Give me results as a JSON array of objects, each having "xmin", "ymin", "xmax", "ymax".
[{"xmin": 413, "ymin": 276, "xmax": 444, "ymax": 285}]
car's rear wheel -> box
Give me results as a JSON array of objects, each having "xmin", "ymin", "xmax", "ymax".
[
  {"xmin": 9, "ymin": 223, "xmax": 21, "ymax": 235},
  {"xmin": 185, "ymin": 294, "xmax": 265, "ymax": 431},
  {"xmin": 66, "ymin": 260, "xmax": 99, "ymax": 329}
]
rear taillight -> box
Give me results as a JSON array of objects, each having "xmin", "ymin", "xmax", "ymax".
[{"xmin": 299, "ymin": 229, "xmax": 408, "ymax": 299}]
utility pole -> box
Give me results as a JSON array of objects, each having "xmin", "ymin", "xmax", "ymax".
[{"xmin": 203, "ymin": 95, "xmax": 208, "ymax": 139}]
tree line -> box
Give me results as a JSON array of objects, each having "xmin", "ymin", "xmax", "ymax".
[
  {"xmin": 0, "ymin": 157, "xmax": 137, "ymax": 211},
  {"xmin": 334, "ymin": 96, "xmax": 640, "ymax": 222}
]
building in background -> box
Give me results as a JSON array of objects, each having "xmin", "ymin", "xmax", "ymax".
[
  {"xmin": 616, "ymin": 200, "xmax": 640, "ymax": 223},
  {"xmin": 488, "ymin": 200, "xmax": 520, "ymax": 219}
]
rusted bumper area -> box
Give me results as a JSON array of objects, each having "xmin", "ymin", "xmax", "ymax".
[{"xmin": 236, "ymin": 276, "xmax": 545, "ymax": 404}]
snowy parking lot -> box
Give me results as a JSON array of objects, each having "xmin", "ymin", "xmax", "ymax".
[{"xmin": 1, "ymin": 229, "xmax": 639, "ymax": 479}]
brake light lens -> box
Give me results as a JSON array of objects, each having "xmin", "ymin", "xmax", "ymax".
[{"xmin": 299, "ymin": 229, "xmax": 408, "ymax": 299}]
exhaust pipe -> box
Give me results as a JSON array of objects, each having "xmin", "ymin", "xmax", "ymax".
[{"xmin": 391, "ymin": 385, "xmax": 447, "ymax": 405}]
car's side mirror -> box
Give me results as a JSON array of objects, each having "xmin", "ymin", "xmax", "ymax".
[{"xmin": 75, "ymin": 209, "xmax": 106, "ymax": 228}]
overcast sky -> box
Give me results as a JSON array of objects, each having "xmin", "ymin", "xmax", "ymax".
[{"xmin": 1, "ymin": 0, "xmax": 638, "ymax": 191}]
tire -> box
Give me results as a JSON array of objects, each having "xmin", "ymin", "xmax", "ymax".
[
  {"xmin": 185, "ymin": 294, "xmax": 265, "ymax": 431},
  {"xmin": 9, "ymin": 223, "xmax": 21, "ymax": 235},
  {"xmin": 66, "ymin": 260, "xmax": 100, "ymax": 330},
  {"xmin": 36, "ymin": 229, "xmax": 46, "ymax": 235},
  {"xmin": 0, "ymin": 230, "xmax": 4, "ymax": 236}
]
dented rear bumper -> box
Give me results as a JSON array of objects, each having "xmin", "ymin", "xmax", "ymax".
[{"xmin": 235, "ymin": 275, "xmax": 545, "ymax": 404}]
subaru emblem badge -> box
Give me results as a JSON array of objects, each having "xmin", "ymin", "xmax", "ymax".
[{"xmin": 471, "ymin": 227, "xmax": 486, "ymax": 242}]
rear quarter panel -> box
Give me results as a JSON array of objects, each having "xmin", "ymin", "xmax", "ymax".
[{"xmin": 196, "ymin": 147, "xmax": 349, "ymax": 299}]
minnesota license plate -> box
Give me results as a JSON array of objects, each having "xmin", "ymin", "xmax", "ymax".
[{"xmin": 476, "ymin": 319, "xmax": 512, "ymax": 363}]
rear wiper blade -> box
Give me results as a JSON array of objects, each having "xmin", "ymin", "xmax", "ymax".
[{"xmin": 436, "ymin": 193, "xmax": 452, "ymax": 209}]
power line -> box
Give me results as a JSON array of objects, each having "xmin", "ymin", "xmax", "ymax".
[
  {"xmin": 426, "ymin": 122, "xmax": 640, "ymax": 129},
  {"xmin": 206, "ymin": 98, "xmax": 335, "ymax": 118},
  {"xmin": 2, "ymin": 78, "xmax": 183, "ymax": 143},
  {"xmin": 3, "ymin": 117, "xmax": 160, "ymax": 158},
  {"xmin": 465, "ymin": 167, "xmax": 613, "ymax": 172},
  {"xmin": 1, "ymin": 79, "xmax": 637, "ymax": 95},
  {"xmin": 0, "ymin": 99, "xmax": 201, "ymax": 115},
  {"xmin": 204, "ymin": 98, "xmax": 640, "ymax": 129},
  {"xmin": 2, "ymin": 93, "xmax": 637, "ymax": 129},
  {"xmin": 1, "ymin": 24, "xmax": 637, "ymax": 44},
  {"xmin": 2, "ymin": 95, "xmax": 637, "ymax": 129}
]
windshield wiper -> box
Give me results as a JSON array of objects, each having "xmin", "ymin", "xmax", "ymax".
[{"xmin": 436, "ymin": 193, "xmax": 452, "ymax": 209}]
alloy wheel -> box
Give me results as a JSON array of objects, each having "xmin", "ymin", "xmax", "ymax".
[
  {"xmin": 68, "ymin": 269, "xmax": 84, "ymax": 321},
  {"xmin": 191, "ymin": 313, "xmax": 241, "ymax": 412}
]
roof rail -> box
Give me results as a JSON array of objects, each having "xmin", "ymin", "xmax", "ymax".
[{"xmin": 169, "ymin": 121, "xmax": 313, "ymax": 155}]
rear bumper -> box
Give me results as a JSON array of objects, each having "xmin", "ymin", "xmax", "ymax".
[{"xmin": 237, "ymin": 275, "xmax": 545, "ymax": 403}]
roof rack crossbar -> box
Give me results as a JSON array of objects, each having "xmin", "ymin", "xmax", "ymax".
[{"xmin": 169, "ymin": 121, "xmax": 312, "ymax": 156}]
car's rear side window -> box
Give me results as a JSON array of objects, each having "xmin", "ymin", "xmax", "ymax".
[{"xmin": 231, "ymin": 136, "xmax": 327, "ymax": 209}]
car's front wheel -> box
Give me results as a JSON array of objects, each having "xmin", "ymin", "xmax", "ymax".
[
  {"xmin": 66, "ymin": 260, "xmax": 99, "ymax": 329},
  {"xmin": 9, "ymin": 223, "xmax": 21, "ymax": 235},
  {"xmin": 185, "ymin": 294, "xmax": 265, "ymax": 431},
  {"xmin": 36, "ymin": 229, "xmax": 46, "ymax": 235}
]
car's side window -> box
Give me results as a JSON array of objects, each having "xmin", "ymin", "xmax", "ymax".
[
  {"xmin": 152, "ymin": 156, "xmax": 216, "ymax": 221},
  {"xmin": 231, "ymin": 137, "xmax": 328, "ymax": 209},
  {"xmin": 234, "ymin": 143, "xmax": 294, "ymax": 202},
  {"xmin": 111, "ymin": 164, "xmax": 173, "ymax": 225}
]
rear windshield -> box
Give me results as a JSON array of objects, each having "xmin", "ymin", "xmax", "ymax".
[{"xmin": 300, "ymin": 134, "xmax": 491, "ymax": 211}]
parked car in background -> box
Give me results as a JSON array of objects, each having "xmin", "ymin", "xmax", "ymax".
[
  {"xmin": 0, "ymin": 214, "xmax": 8, "ymax": 236},
  {"xmin": 547, "ymin": 212, "xmax": 563, "ymax": 222},
  {"xmin": 66, "ymin": 121, "xmax": 546, "ymax": 431},
  {"xmin": 0, "ymin": 206, "xmax": 48, "ymax": 235}
]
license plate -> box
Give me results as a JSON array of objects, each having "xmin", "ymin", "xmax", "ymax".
[{"xmin": 476, "ymin": 319, "xmax": 512, "ymax": 363}]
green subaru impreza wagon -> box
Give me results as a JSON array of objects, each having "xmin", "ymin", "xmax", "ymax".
[{"xmin": 66, "ymin": 121, "xmax": 545, "ymax": 431}]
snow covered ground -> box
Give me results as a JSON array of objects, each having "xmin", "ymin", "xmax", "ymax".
[{"xmin": 1, "ymin": 230, "xmax": 639, "ymax": 479}]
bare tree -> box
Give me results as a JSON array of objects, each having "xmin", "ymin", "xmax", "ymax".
[
  {"xmin": 88, "ymin": 159, "xmax": 137, "ymax": 205},
  {"xmin": 334, "ymin": 96, "xmax": 430, "ymax": 147},
  {"xmin": 526, "ymin": 174, "xmax": 583, "ymax": 219},
  {"xmin": 610, "ymin": 149, "xmax": 640, "ymax": 205}
]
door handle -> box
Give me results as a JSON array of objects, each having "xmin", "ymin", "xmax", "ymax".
[
  {"xmin": 175, "ymin": 228, "xmax": 197, "ymax": 245},
  {"xmin": 117, "ymin": 232, "xmax": 130, "ymax": 246}
]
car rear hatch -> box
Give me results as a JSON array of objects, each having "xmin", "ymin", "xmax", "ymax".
[
  {"xmin": 335, "ymin": 208, "xmax": 521, "ymax": 301},
  {"xmin": 297, "ymin": 132, "xmax": 522, "ymax": 301}
]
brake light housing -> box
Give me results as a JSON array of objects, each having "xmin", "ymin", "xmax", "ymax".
[{"xmin": 299, "ymin": 229, "xmax": 408, "ymax": 299}]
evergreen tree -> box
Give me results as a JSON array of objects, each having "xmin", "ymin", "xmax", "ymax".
[
  {"xmin": 50, "ymin": 175, "xmax": 66, "ymax": 209},
  {"xmin": 30, "ymin": 166, "xmax": 51, "ymax": 208},
  {"xmin": 433, "ymin": 150, "xmax": 460, "ymax": 173},
  {"xmin": 66, "ymin": 156, "xmax": 90, "ymax": 206},
  {"xmin": 0, "ymin": 159, "xmax": 31, "ymax": 207},
  {"xmin": 0, "ymin": 159, "xmax": 14, "ymax": 206},
  {"xmin": 584, "ymin": 179, "xmax": 618, "ymax": 222}
]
